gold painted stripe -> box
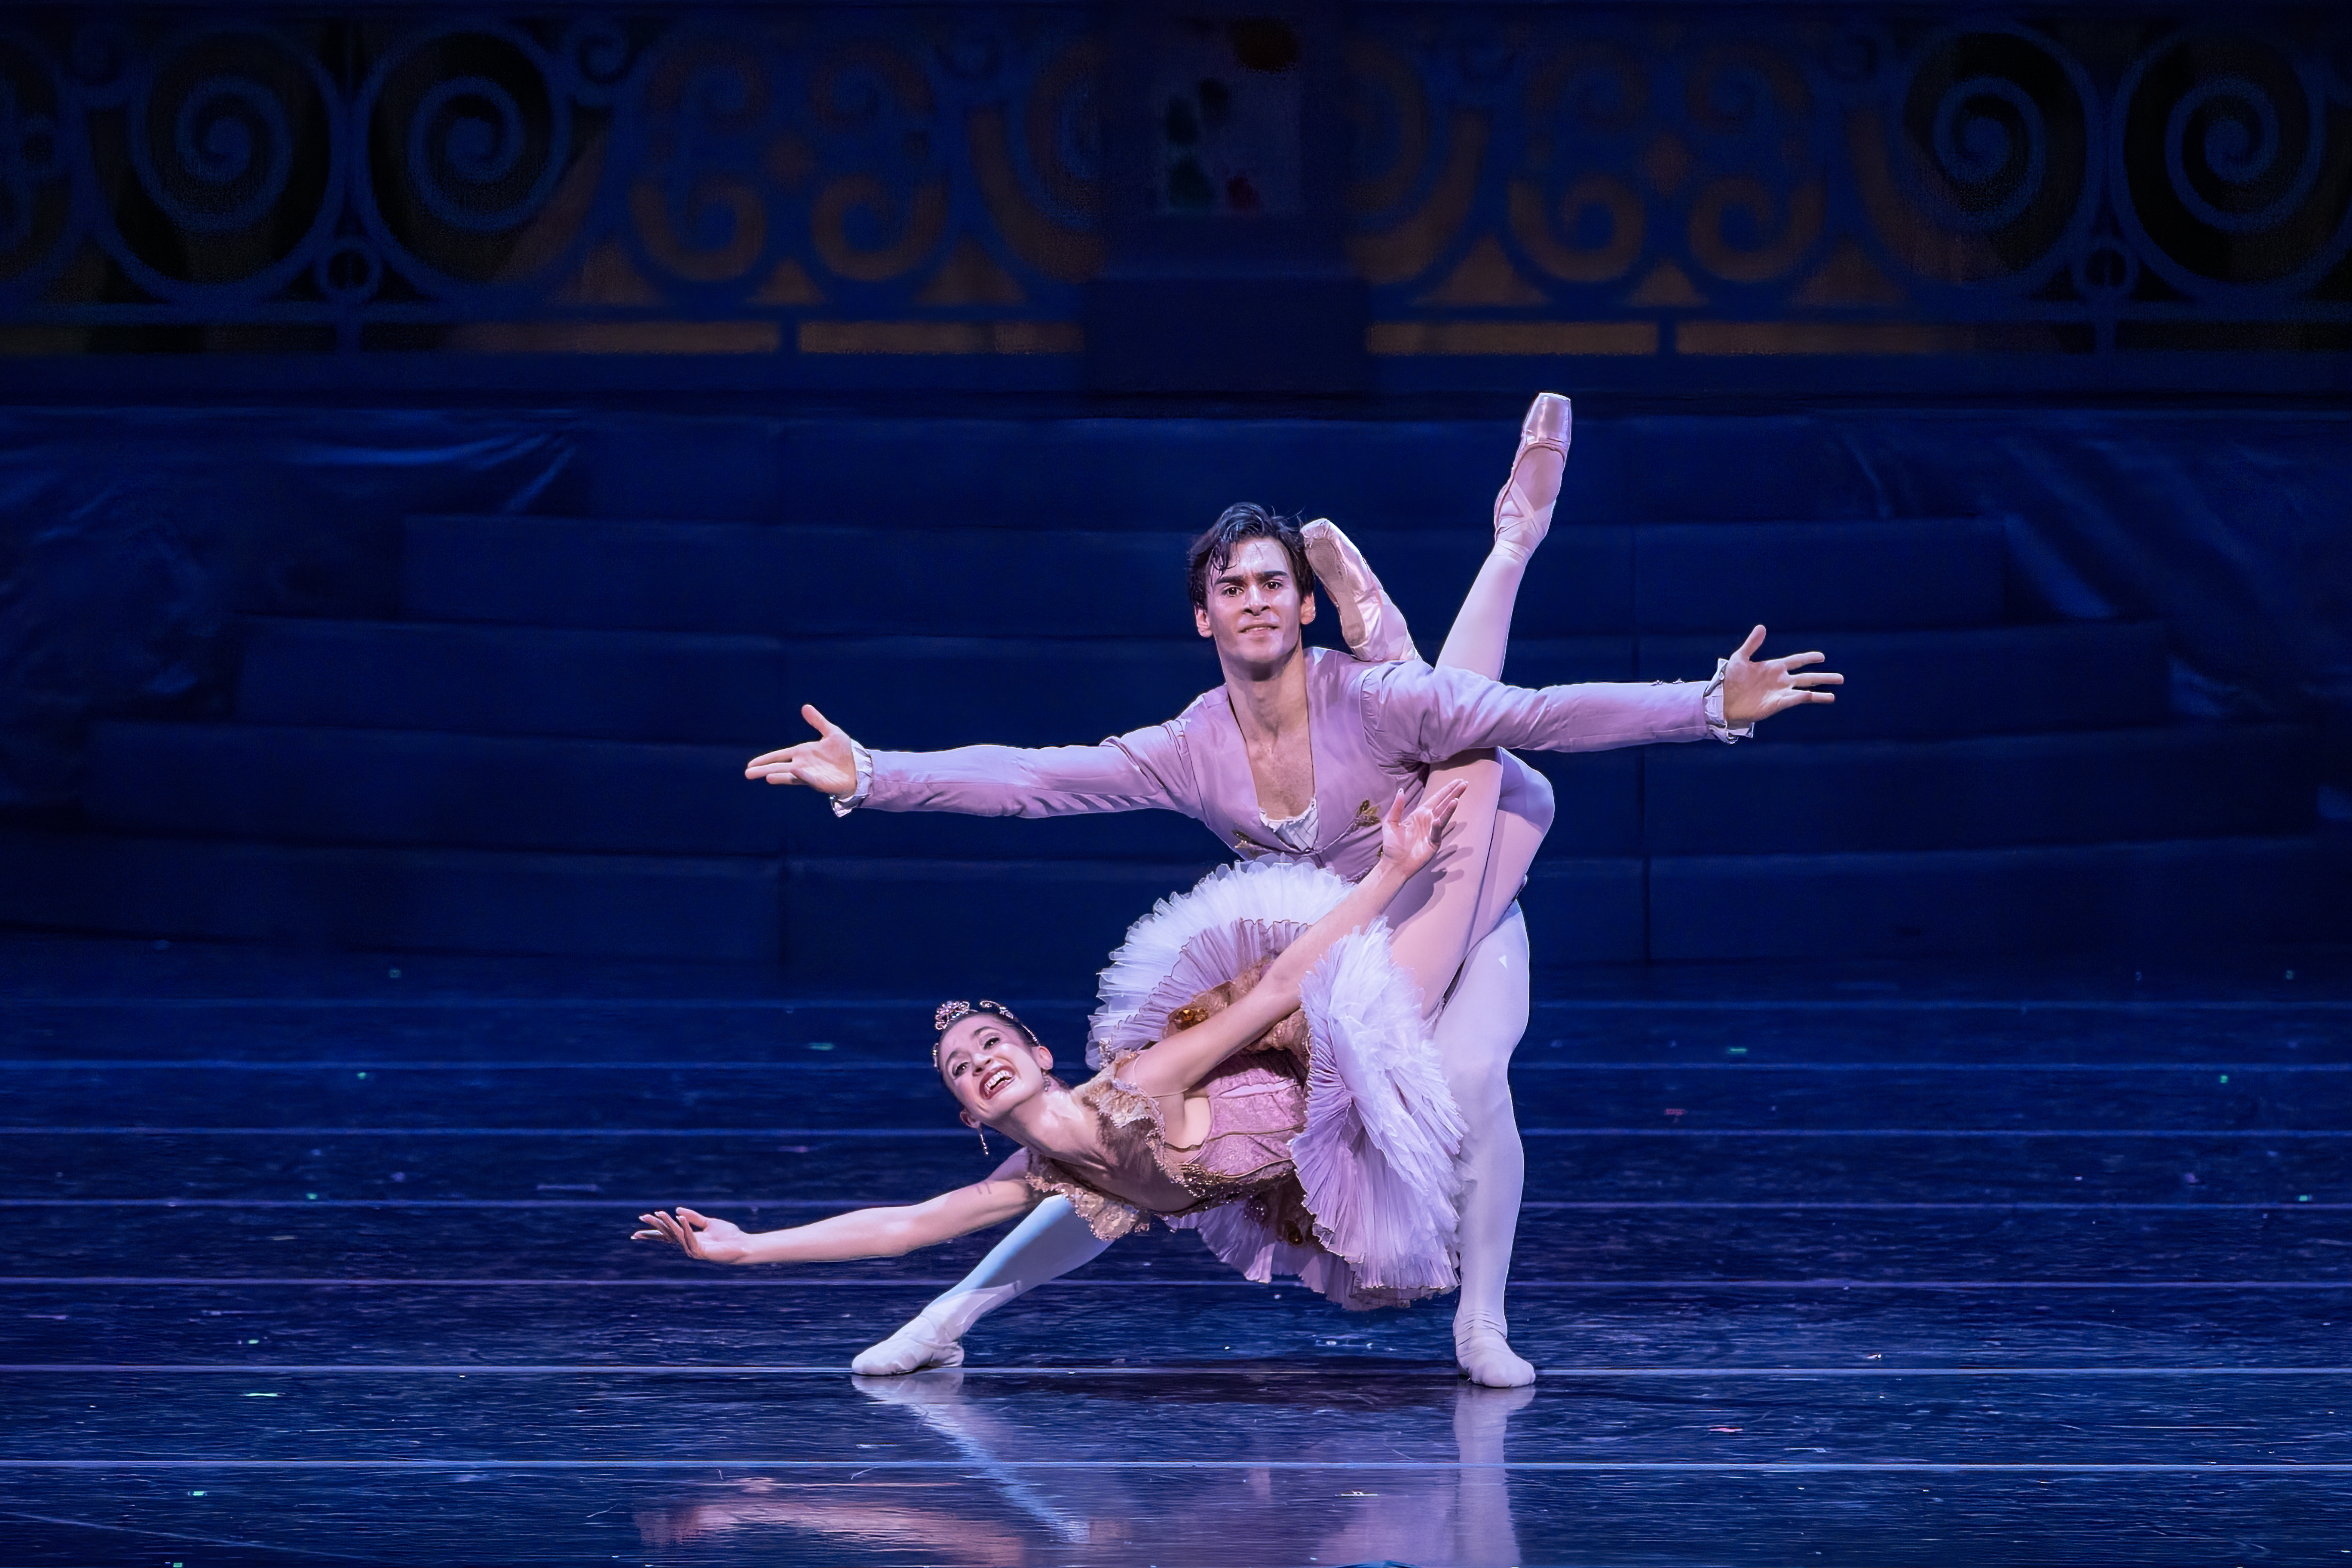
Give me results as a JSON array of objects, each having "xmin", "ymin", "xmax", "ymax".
[
  {"xmin": 1367, "ymin": 320, "xmax": 1658, "ymax": 356},
  {"xmin": 446, "ymin": 322, "xmax": 783, "ymax": 354},
  {"xmin": 797, "ymin": 320, "xmax": 1083, "ymax": 355},
  {"xmin": 1675, "ymin": 321, "xmax": 1986, "ymax": 355}
]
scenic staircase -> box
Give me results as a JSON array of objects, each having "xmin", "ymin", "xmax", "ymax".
[{"xmin": 0, "ymin": 416, "xmax": 2334, "ymax": 987}]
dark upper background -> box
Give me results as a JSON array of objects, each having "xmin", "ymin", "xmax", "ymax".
[{"xmin": 0, "ymin": 1, "xmax": 2343, "ymax": 988}]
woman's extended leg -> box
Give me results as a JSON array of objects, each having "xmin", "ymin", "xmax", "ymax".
[
  {"xmin": 1381, "ymin": 752, "xmax": 1504, "ymax": 1023},
  {"xmin": 849, "ymin": 1196, "xmax": 1109, "ymax": 1375}
]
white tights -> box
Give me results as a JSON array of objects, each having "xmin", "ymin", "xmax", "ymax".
[
  {"xmin": 852, "ymin": 902, "xmax": 1537, "ymax": 1384},
  {"xmin": 848, "ymin": 1194, "xmax": 1109, "ymax": 1375},
  {"xmin": 856, "ymin": 459, "xmax": 1554, "ymax": 1384}
]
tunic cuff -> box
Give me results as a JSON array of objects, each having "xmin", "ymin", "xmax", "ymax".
[
  {"xmin": 831, "ymin": 742, "xmax": 876, "ymax": 816},
  {"xmin": 1705, "ymin": 658, "xmax": 1755, "ymax": 744}
]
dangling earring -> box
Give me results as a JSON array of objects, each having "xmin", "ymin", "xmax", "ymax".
[{"xmin": 975, "ymin": 1124, "xmax": 992, "ymax": 1158}]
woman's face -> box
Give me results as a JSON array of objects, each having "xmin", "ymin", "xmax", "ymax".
[{"xmin": 937, "ymin": 1015, "xmax": 1054, "ymax": 1125}]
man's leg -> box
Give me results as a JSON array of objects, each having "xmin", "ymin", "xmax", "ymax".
[
  {"xmin": 850, "ymin": 1197, "xmax": 1109, "ymax": 1375},
  {"xmin": 1436, "ymin": 903, "xmax": 1537, "ymax": 1387},
  {"xmin": 1390, "ymin": 750, "xmax": 1547, "ymax": 1387}
]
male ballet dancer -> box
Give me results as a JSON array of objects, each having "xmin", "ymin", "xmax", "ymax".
[{"xmin": 749, "ymin": 398, "xmax": 1841, "ymax": 1384}]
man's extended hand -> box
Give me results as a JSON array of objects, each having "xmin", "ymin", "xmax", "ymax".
[
  {"xmin": 746, "ymin": 704, "xmax": 860, "ymax": 796},
  {"xmin": 1721, "ymin": 626, "xmax": 1842, "ymax": 728}
]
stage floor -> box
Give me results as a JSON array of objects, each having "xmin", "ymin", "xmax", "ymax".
[{"xmin": 2, "ymin": 935, "xmax": 2346, "ymax": 1567}]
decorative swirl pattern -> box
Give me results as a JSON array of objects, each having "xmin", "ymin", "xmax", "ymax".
[
  {"xmin": 0, "ymin": 6, "xmax": 2336, "ymax": 364},
  {"xmin": 135, "ymin": 46, "xmax": 293, "ymax": 233},
  {"xmin": 120, "ymin": 26, "xmax": 337, "ymax": 289},
  {"xmin": 0, "ymin": 41, "xmax": 65, "ymax": 264},
  {"xmin": 1864, "ymin": 24, "xmax": 2094, "ymax": 287},
  {"xmin": 560, "ymin": 18, "xmax": 633, "ymax": 106},
  {"xmin": 358, "ymin": 25, "xmax": 569, "ymax": 288},
  {"xmin": 2116, "ymin": 31, "xmax": 2347, "ymax": 291},
  {"xmin": 1930, "ymin": 75, "xmax": 2047, "ymax": 231}
]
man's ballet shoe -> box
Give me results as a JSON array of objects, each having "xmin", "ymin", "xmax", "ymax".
[
  {"xmin": 1301, "ymin": 517, "xmax": 1420, "ymax": 664},
  {"xmin": 850, "ymin": 1323, "xmax": 967, "ymax": 1377},
  {"xmin": 1455, "ymin": 1311, "xmax": 1537, "ymax": 1388},
  {"xmin": 1493, "ymin": 392, "xmax": 1571, "ymax": 560}
]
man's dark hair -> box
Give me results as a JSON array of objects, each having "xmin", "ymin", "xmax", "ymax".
[{"xmin": 1186, "ymin": 503, "xmax": 1316, "ymax": 612}]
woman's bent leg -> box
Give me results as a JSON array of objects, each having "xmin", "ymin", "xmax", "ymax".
[
  {"xmin": 1381, "ymin": 752, "xmax": 1504, "ymax": 1023},
  {"xmin": 850, "ymin": 1197, "xmax": 1110, "ymax": 1375}
]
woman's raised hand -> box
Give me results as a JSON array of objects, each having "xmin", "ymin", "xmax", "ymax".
[
  {"xmin": 1378, "ymin": 778, "xmax": 1469, "ymax": 875},
  {"xmin": 632, "ymin": 1206, "xmax": 753, "ymax": 1265}
]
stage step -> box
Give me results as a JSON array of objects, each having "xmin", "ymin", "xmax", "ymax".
[
  {"xmin": 5, "ymin": 1060, "xmax": 2335, "ymax": 1134},
  {"xmin": 2, "ymin": 824, "xmax": 2335, "ymax": 971},
  {"xmin": 402, "ymin": 517, "xmax": 1209, "ymax": 639},
  {"xmin": 401, "ymin": 516, "xmax": 1637, "ymax": 640},
  {"xmin": 1648, "ymin": 834, "xmax": 2352, "ymax": 961},
  {"xmin": 238, "ymin": 618, "xmax": 2168, "ymax": 748},
  {"xmin": 1642, "ymin": 723, "xmax": 2315, "ymax": 854},
  {"xmin": 399, "ymin": 515, "xmax": 2005, "ymax": 640},
  {"xmin": 586, "ymin": 415, "xmax": 1516, "ymax": 530},
  {"xmin": 1620, "ymin": 620, "xmax": 2172, "ymax": 741},
  {"xmin": 18, "ymin": 1127, "xmax": 2332, "ymax": 1207},
  {"xmin": 235, "ymin": 619, "xmax": 790, "ymax": 747},
  {"xmin": 83, "ymin": 720, "xmax": 1226, "ymax": 860},
  {"xmin": 576, "ymin": 413, "xmax": 1903, "ymax": 530},
  {"xmin": 11, "ymin": 1199, "xmax": 2334, "ymax": 1282},
  {"xmin": 0, "ymin": 828, "xmax": 779, "ymax": 963},
  {"xmin": 80, "ymin": 712, "xmax": 2315, "ymax": 903},
  {"xmin": 233, "ymin": 622, "xmax": 1221, "ymax": 752}
]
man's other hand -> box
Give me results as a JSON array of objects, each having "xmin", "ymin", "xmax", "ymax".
[
  {"xmin": 746, "ymin": 704, "xmax": 860, "ymax": 796},
  {"xmin": 1721, "ymin": 626, "xmax": 1843, "ymax": 728}
]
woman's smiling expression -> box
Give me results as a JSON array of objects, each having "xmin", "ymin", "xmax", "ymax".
[{"xmin": 937, "ymin": 1015, "xmax": 1054, "ymax": 1125}]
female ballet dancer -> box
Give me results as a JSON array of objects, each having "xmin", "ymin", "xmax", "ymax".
[{"xmin": 633, "ymin": 772, "xmax": 1499, "ymax": 1310}]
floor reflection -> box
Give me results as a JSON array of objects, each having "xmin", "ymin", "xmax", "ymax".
[{"xmin": 634, "ymin": 1371, "xmax": 1535, "ymax": 1567}]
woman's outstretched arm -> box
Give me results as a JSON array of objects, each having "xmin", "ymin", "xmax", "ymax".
[
  {"xmin": 1120, "ymin": 781, "xmax": 1466, "ymax": 1100},
  {"xmin": 633, "ymin": 1156, "xmax": 1035, "ymax": 1265}
]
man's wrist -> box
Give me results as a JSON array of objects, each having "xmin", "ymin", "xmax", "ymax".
[{"xmin": 830, "ymin": 742, "xmax": 876, "ymax": 815}]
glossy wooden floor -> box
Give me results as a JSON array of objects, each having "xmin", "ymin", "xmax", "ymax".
[{"xmin": 3, "ymin": 935, "xmax": 2347, "ymax": 1567}]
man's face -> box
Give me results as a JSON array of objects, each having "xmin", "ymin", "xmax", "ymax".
[{"xmin": 1194, "ymin": 536, "xmax": 1317, "ymax": 670}]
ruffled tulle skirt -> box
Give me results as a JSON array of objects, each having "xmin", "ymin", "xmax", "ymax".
[{"xmin": 1090, "ymin": 860, "xmax": 1466, "ymax": 1309}]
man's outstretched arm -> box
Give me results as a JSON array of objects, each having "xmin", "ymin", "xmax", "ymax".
[
  {"xmin": 1366, "ymin": 625, "xmax": 1842, "ymax": 763},
  {"xmin": 747, "ymin": 704, "xmax": 1197, "ymax": 819}
]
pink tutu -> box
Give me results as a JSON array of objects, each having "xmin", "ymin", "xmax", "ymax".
[{"xmin": 1026, "ymin": 861, "xmax": 1465, "ymax": 1309}]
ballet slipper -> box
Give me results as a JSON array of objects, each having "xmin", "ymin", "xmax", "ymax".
[
  {"xmin": 1301, "ymin": 518, "xmax": 1420, "ymax": 664},
  {"xmin": 1492, "ymin": 393, "xmax": 1571, "ymax": 561},
  {"xmin": 850, "ymin": 1323, "xmax": 966, "ymax": 1377},
  {"xmin": 1455, "ymin": 1308, "xmax": 1537, "ymax": 1387},
  {"xmin": 849, "ymin": 1280, "xmax": 1019, "ymax": 1375}
]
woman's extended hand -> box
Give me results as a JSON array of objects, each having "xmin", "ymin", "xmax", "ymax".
[
  {"xmin": 632, "ymin": 1206, "xmax": 753, "ymax": 1265},
  {"xmin": 1378, "ymin": 778, "xmax": 1469, "ymax": 875}
]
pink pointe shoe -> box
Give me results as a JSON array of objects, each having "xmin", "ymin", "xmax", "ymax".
[
  {"xmin": 1301, "ymin": 518, "xmax": 1420, "ymax": 664},
  {"xmin": 1494, "ymin": 392, "xmax": 1571, "ymax": 559}
]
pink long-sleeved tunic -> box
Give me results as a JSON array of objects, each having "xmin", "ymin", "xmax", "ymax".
[{"xmin": 851, "ymin": 647, "xmax": 1730, "ymax": 945}]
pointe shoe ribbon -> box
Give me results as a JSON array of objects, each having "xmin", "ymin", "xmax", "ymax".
[
  {"xmin": 1302, "ymin": 518, "xmax": 1420, "ymax": 665},
  {"xmin": 1493, "ymin": 392, "xmax": 1571, "ymax": 558}
]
